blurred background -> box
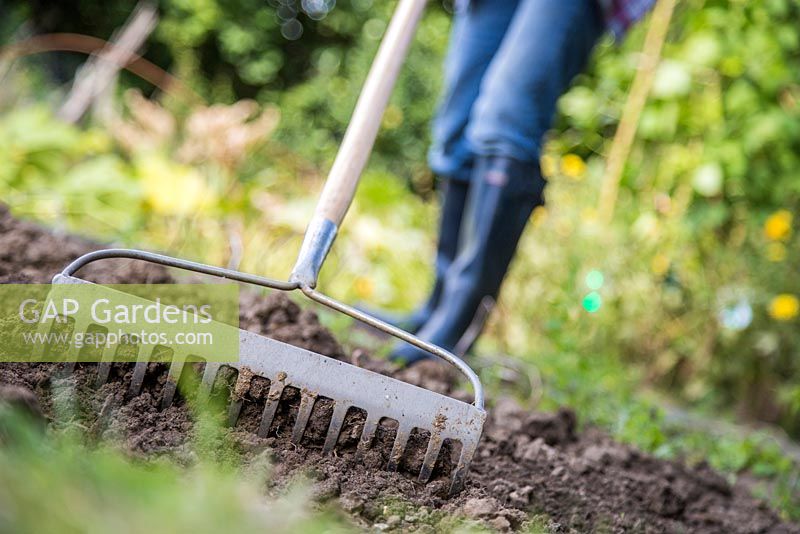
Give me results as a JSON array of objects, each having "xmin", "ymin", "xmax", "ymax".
[{"xmin": 2, "ymin": 0, "xmax": 800, "ymax": 520}]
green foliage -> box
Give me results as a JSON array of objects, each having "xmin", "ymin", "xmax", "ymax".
[
  {"xmin": 267, "ymin": 2, "xmax": 449, "ymax": 184},
  {"xmin": 547, "ymin": 0, "xmax": 800, "ymax": 435},
  {"xmin": 561, "ymin": 0, "xmax": 800, "ymax": 210},
  {"xmin": 0, "ymin": 106, "xmax": 140, "ymax": 231},
  {"xmin": 0, "ymin": 407, "xmax": 348, "ymax": 533}
]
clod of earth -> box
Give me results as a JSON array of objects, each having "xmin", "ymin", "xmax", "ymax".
[{"xmin": 0, "ymin": 204, "xmax": 798, "ymax": 533}]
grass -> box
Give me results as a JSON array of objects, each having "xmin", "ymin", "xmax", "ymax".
[{"xmin": 0, "ymin": 409, "xmax": 351, "ymax": 533}]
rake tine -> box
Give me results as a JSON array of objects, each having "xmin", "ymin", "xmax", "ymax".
[
  {"xmin": 227, "ymin": 399, "xmax": 244, "ymax": 426},
  {"xmin": 31, "ymin": 314, "xmax": 52, "ymax": 364},
  {"xmin": 95, "ymin": 363, "xmax": 112, "ymax": 385},
  {"xmin": 161, "ymin": 380, "xmax": 177, "ymax": 409},
  {"xmin": 386, "ymin": 423, "xmax": 412, "ymax": 472},
  {"xmin": 356, "ymin": 415, "xmax": 381, "ymax": 458},
  {"xmin": 449, "ymin": 440, "xmax": 478, "ymax": 495},
  {"xmin": 161, "ymin": 355, "xmax": 187, "ymax": 409},
  {"xmin": 418, "ymin": 433, "xmax": 443, "ymax": 483},
  {"xmin": 57, "ymin": 319, "xmax": 83, "ymax": 376},
  {"xmin": 197, "ymin": 363, "xmax": 221, "ymax": 402},
  {"xmin": 257, "ymin": 380, "xmax": 285, "ymax": 437},
  {"xmin": 227, "ymin": 365, "xmax": 256, "ymax": 426},
  {"xmin": 129, "ymin": 362, "xmax": 147, "ymax": 396},
  {"xmin": 95, "ymin": 343, "xmax": 120, "ymax": 386},
  {"xmin": 60, "ymin": 361, "xmax": 78, "ymax": 377},
  {"xmin": 131, "ymin": 345, "xmax": 168, "ymax": 396},
  {"xmin": 322, "ymin": 403, "xmax": 349, "ymax": 454},
  {"xmin": 290, "ymin": 392, "xmax": 317, "ymax": 443}
]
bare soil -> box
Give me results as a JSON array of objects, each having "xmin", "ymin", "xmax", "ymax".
[{"xmin": 0, "ymin": 204, "xmax": 797, "ymax": 533}]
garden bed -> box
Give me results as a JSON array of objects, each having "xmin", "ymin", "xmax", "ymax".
[{"xmin": 0, "ymin": 204, "xmax": 797, "ymax": 533}]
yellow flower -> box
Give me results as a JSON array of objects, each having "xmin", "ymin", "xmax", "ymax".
[
  {"xmin": 766, "ymin": 242, "xmax": 787, "ymax": 262},
  {"xmin": 138, "ymin": 155, "xmax": 216, "ymax": 216},
  {"xmin": 580, "ymin": 207, "xmax": 597, "ymax": 222},
  {"xmin": 354, "ymin": 276, "xmax": 374, "ymax": 299},
  {"xmin": 540, "ymin": 154, "xmax": 557, "ymax": 178},
  {"xmin": 77, "ymin": 129, "xmax": 112, "ymax": 153},
  {"xmin": 531, "ymin": 206, "xmax": 548, "ymax": 227},
  {"xmin": 764, "ymin": 210, "xmax": 792, "ymax": 241},
  {"xmin": 768, "ymin": 294, "xmax": 799, "ymax": 321},
  {"xmin": 651, "ymin": 253, "xmax": 670, "ymax": 276},
  {"xmin": 381, "ymin": 105, "xmax": 403, "ymax": 130},
  {"xmin": 560, "ymin": 154, "xmax": 586, "ymax": 179}
]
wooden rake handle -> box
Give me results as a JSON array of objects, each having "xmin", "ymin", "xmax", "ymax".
[{"xmin": 290, "ymin": 0, "xmax": 428, "ymax": 288}]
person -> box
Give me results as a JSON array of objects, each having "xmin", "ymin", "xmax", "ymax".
[{"xmin": 381, "ymin": 0, "xmax": 656, "ymax": 364}]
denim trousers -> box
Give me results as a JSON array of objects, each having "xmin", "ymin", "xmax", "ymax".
[{"xmin": 428, "ymin": 0, "xmax": 605, "ymax": 182}]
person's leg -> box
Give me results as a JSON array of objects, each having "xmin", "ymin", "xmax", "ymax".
[
  {"xmin": 428, "ymin": 0, "xmax": 521, "ymax": 183},
  {"xmin": 392, "ymin": 0, "xmax": 605, "ymax": 364},
  {"xmin": 371, "ymin": 0, "xmax": 520, "ymax": 333},
  {"xmin": 467, "ymin": 0, "xmax": 604, "ymax": 163},
  {"xmin": 366, "ymin": 178, "xmax": 468, "ymax": 333}
]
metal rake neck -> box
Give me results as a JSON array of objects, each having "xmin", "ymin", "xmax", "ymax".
[{"xmin": 61, "ymin": 248, "xmax": 485, "ymax": 410}]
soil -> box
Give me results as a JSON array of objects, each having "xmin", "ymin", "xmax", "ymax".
[{"xmin": 0, "ymin": 203, "xmax": 798, "ymax": 533}]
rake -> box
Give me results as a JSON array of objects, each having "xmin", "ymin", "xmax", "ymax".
[{"xmin": 47, "ymin": 0, "xmax": 486, "ymax": 493}]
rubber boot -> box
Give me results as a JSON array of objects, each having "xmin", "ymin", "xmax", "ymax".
[
  {"xmin": 390, "ymin": 156, "xmax": 545, "ymax": 364},
  {"xmin": 366, "ymin": 178, "xmax": 470, "ymax": 333}
]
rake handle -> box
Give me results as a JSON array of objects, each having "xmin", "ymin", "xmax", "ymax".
[{"xmin": 290, "ymin": 0, "xmax": 428, "ymax": 288}]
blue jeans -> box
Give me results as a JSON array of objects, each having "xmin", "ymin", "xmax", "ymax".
[{"xmin": 428, "ymin": 0, "xmax": 605, "ymax": 182}]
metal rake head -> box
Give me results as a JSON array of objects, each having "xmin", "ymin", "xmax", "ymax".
[{"xmin": 45, "ymin": 249, "xmax": 486, "ymax": 493}]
